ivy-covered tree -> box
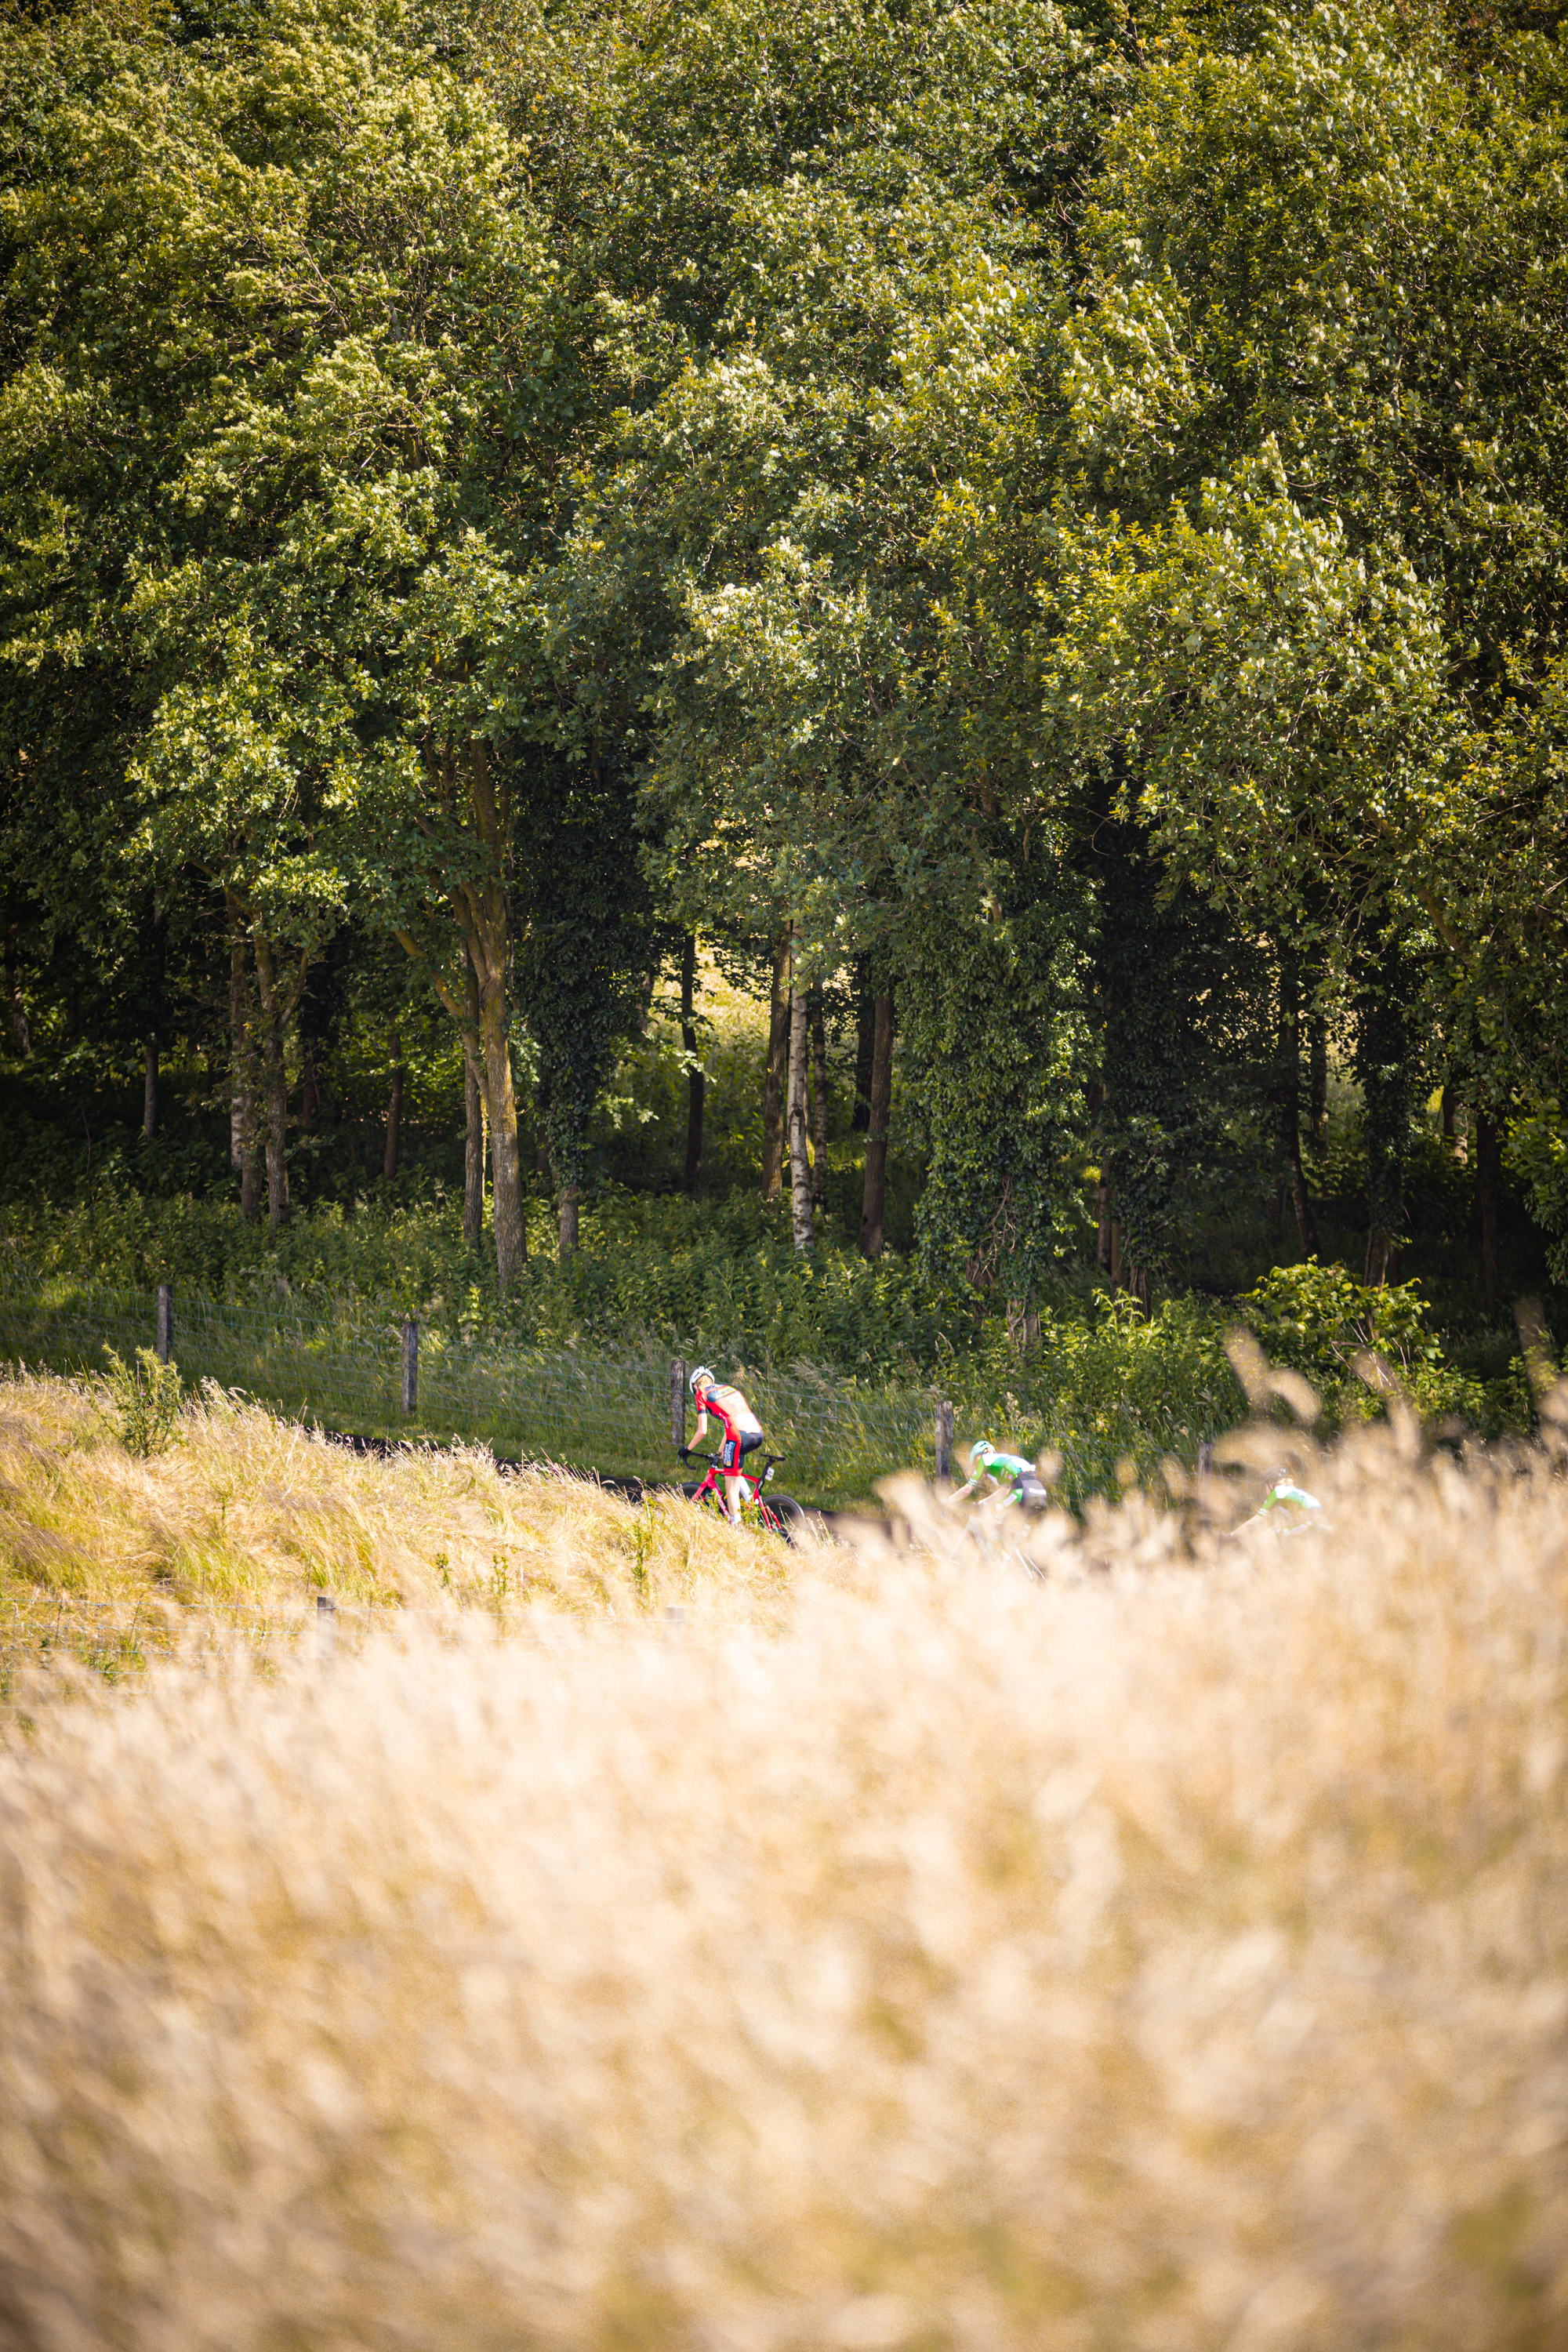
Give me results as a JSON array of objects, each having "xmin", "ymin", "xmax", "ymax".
[
  {"xmin": 1090, "ymin": 822, "xmax": 1273, "ymax": 1305},
  {"xmin": 514, "ymin": 754, "xmax": 661, "ymax": 1258},
  {"xmin": 902, "ymin": 850, "xmax": 1093, "ymax": 1323}
]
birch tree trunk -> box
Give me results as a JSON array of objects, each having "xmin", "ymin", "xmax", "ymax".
[{"xmin": 787, "ymin": 950, "xmax": 813, "ymax": 1254}]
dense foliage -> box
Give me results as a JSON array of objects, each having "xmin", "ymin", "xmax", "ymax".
[{"xmin": 3, "ymin": 0, "xmax": 1566, "ymax": 1414}]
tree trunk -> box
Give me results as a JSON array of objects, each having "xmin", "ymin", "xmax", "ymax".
[
  {"xmin": 858, "ymin": 989, "xmax": 895, "ymax": 1259},
  {"xmin": 229, "ymin": 924, "xmax": 263, "ymax": 1223},
  {"xmin": 761, "ymin": 929, "xmax": 790, "ymax": 1203},
  {"xmin": 852, "ymin": 962, "xmax": 874, "ymax": 1133},
  {"xmin": 681, "ymin": 931, "xmax": 705, "ymax": 1192},
  {"xmin": 1445, "ymin": 1087, "xmax": 1468, "ymax": 1164},
  {"xmin": 477, "ymin": 959, "xmax": 524, "ymax": 1280},
  {"xmin": 383, "ymin": 1030, "xmax": 404, "ymax": 1179},
  {"xmin": 1005, "ymin": 1299, "xmax": 1041, "ymax": 1352},
  {"xmin": 1273, "ymin": 963, "xmax": 1319, "ymax": 1256},
  {"xmin": 251, "ymin": 932, "xmax": 291, "ymax": 1229},
  {"xmin": 1475, "ymin": 1109, "xmax": 1502, "ymax": 1319},
  {"xmin": 1364, "ymin": 1222, "xmax": 1394, "ymax": 1287},
  {"xmin": 787, "ymin": 949, "xmax": 814, "ymax": 1254},
  {"xmin": 463, "ymin": 1027, "xmax": 485, "ymax": 1252},
  {"xmin": 142, "ymin": 1040, "xmax": 159, "ymax": 1142},
  {"xmin": 559, "ymin": 1185, "xmax": 581, "ymax": 1258},
  {"xmin": 808, "ymin": 985, "xmax": 828, "ymax": 1203},
  {"xmin": 1096, "ymin": 1182, "xmax": 1113, "ymax": 1272},
  {"xmin": 1308, "ymin": 1011, "xmax": 1328, "ymax": 1149},
  {"xmin": 240, "ymin": 1123, "xmax": 263, "ymax": 1223},
  {"xmin": 454, "ymin": 739, "xmax": 525, "ymax": 1285},
  {"xmin": 1358, "ymin": 955, "xmax": 1414, "ymax": 1288}
]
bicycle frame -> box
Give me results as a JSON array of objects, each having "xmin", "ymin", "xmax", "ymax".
[{"xmin": 682, "ymin": 1449, "xmax": 790, "ymax": 1532}]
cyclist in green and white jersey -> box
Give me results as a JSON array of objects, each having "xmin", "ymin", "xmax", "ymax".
[{"xmin": 952, "ymin": 1439, "xmax": 1048, "ymax": 1512}]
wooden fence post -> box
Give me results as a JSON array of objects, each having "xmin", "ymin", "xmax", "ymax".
[
  {"xmin": 401, "ymin": 1318, "xmax": 418, "ymax": 1417},
  {"xmin": 1196, "ymin": 1439, "xmax": 1214, "ymax": 1526},
  {"xmin": 156, "ymin": 1283, "xmax": 174, "ymax": 1366},
  {"xmin": 315, "ymin": 1592, "xmax": 337, "ymax": 1661},
  {"xmin": 935, "ymin": 1397, "xmax": 954, "ymax": 1482},
  {"xmin": 671, "ymin": 1359, "xmax": 686, "ymax": 1453}
]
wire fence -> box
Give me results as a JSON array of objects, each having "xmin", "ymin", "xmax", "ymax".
[{"xmin": 0, "ymin": 1279, "xmax": 948, "ymax": 1507}]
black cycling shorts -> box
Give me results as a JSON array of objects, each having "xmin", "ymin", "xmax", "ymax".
[{"xmin": 720, "ymin": 1429, "xmax": 763, "ymax": 1473}]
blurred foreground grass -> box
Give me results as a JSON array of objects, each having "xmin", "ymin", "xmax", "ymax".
[{"xmin": 2, "ymin": 1370, "xmax": 1568, "ymax": 2349}]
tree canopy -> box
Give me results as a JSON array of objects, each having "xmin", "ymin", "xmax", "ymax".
[{"xmin": 3, "ymin": 0, "xmax": 1566, "ymax": 1323}]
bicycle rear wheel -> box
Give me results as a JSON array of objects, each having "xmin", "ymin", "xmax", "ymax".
[{"xmin": 759, "ymin": 1494, "xmax": 806, "ymax": 1543}]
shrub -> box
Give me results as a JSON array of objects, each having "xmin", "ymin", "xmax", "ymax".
[
  {"xmin": 96, "ymin": 1345, "xmax": 183, "ymax": 1458},
  {"xmin": 1240, "ymin": 1259, "xmax": 1530, "ymax": 1436}
]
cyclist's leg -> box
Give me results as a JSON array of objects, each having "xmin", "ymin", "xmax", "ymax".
[
  {"xmin": 724, "ymin": 1432, "xmax": 764, "ymax": 1523},
  {"xmin": 720, "ymin": 1435, "xmax": 743, "ymax": 1523}
]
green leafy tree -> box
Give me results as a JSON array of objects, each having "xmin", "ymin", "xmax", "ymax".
[{"xmin": 1049, "ymin": 0, "xmax": 1568, "ymax": 1272}]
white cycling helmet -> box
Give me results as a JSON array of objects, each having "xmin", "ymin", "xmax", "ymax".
[
  {"xmin": 689, "ymin": 1363, "xmax": 716, "ymax": 1396},
  {"xmin": 969, "ymin": 1439, "xmax": 997, "ymax": 1472}
]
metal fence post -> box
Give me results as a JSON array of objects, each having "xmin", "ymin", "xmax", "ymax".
[
  {"xmin": 935, "ymin": 1397, "xmax": 954, "ymax": 1482},
  {"xmin": 156, "ymin": 1283, "xmax": 174, "ymax": 1366},
  {"xmin": 401, "ymin": 1317, "xmax": 418, "ymax": 1417},
  {"xmin": 670, "ymin": 1358, "xmax": 686, "ymax": 1452}
]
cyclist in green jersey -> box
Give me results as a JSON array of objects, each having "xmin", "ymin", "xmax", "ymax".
[{"xmin": 953, "ymin": 1439, "xmax": 1048, "ymax": 1512}]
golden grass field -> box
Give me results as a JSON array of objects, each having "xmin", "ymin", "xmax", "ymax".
[
  {"xmin": 2, "ymin": 1368, "xmax": 1567, "ymax": 2350},
  {"xmin": 0, "ymin": 1370, "xmax": 793, "ymax": 1627}
]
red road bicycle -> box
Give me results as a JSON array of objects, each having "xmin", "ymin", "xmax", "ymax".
[{"xmin": 680, "ymin": 1450, "xmax": 807, "ymax": 1542}]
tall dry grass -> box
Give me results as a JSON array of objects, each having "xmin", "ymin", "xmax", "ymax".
[
  {"xmin": 2, "ymin": 1383, "xmax": 1568, "ymax": 2348},
  {"xmin": 0, "ymin": 1370, "xmax": 790, "ymax": 1625}
]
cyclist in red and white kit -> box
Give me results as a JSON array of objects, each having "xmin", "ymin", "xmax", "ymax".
[{"xmin": 681, "ymin": 1363, "xmax": 763, "ymax": 1526}]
